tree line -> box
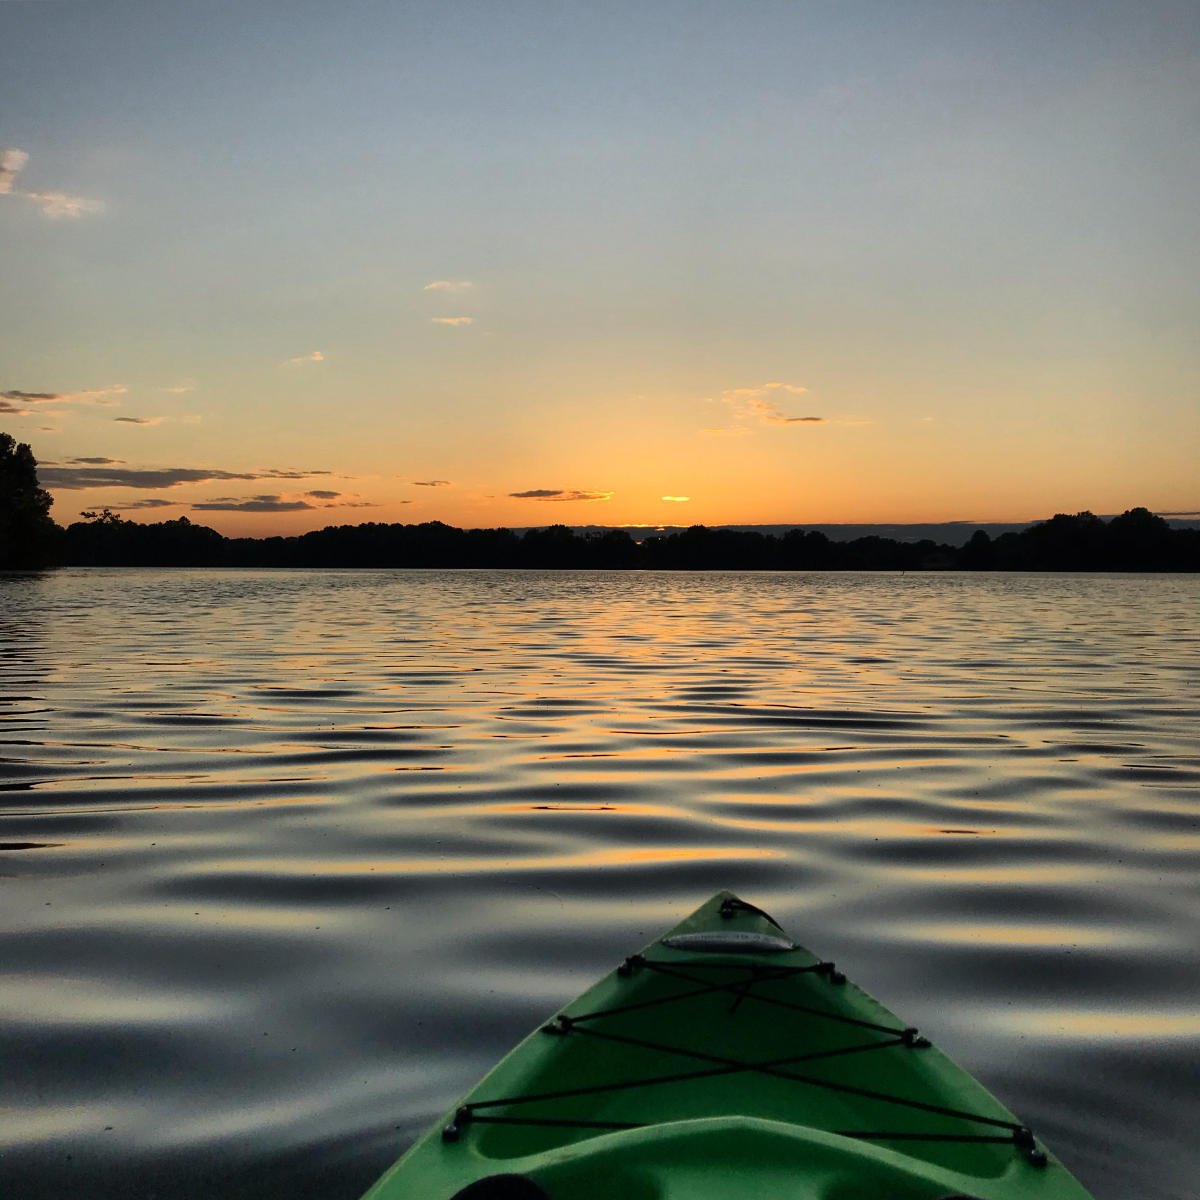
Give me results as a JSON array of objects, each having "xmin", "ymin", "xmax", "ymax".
[
  {"xmin": 50, "ymin": 507, "xmax": 1199, "ymax": 571},
  {"xmin": 2, "ymin": 434, "xmax": 1197, "ymax": 571}
]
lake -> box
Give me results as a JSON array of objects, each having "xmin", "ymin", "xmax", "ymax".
[{"xmin": 2, "ymin": 568, "xmax": 1197, "ymax": 1199}]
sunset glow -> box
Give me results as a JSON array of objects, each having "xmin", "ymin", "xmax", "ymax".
[{"xmin": 3, "ymin": 2, "xmax": 1197, "ymax": 535}]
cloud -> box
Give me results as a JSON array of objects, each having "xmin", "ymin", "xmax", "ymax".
[
  {"xmin": 193, "ymin": 495, "xmax": 316, "ymax": 513},
  {"xmin": 106, "ymin": 498, "xmax": 177, "ymax": 512},
  {"xmin": 40, "ymin": 460, "xmax": 348, "ymax": 491},
  {"xmin": 114, "ymin": 416, "xmax": 166, "ymax": 426},
  {"xmin": 2, "ymin": 385, "xmax": 125, "ymax": 407},
  {"xmin": 0, "ymin": 399, "xmax": 32, "ymax": 415},
  {"xmin": 509, "ymin": 488, "xmax": 614, "ymax": 502},
  {"xmin": 259, "ymin": 467, "xmax": 337, "ymax": 479},
  {"xmin": 720, "ymin": 383, "xmax": 824, "ymax": 426},
  {"xmin": 24, "ymin": 191, "xmax": 103, "ymax": 219},
  {"xmin": 192, "ymin": 490, "xmax": 378, "ymax": 512},
  {"xmin": 414, "ymin": 479, "xmax": 452, "ymax": 487},
  {"xmin": 662, "ymin": 496, "xmax": 690, "ymax": 502},
  {"xmin": 0, "ymin": 149, "xmax": 101, "ymax": 218},
  {"xmin": 40, "ymin": 466, "xmax": 263, "ymax": 490},
  {"xmin": 424, "ymin": 280, "xmax": 474, "ymax": 292},
  {"xmin": 162, "ymin": 380, "xmax": 197, "ymax": 394},
  {"xmin": 431, "ymin": 317, "xmax": 473, "ymax": 326},
  {"xmin": 284, "ymin": 351, "xmax": 324, "ymax": 365},
  {"xmin": 0, "ymin": 148, "xmax": 29, "ymax": 194}
]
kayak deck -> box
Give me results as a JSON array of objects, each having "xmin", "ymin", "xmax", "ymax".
[{"xmin": 361, "ymin": 892, "xmax": 1095, "ymax": 1199}]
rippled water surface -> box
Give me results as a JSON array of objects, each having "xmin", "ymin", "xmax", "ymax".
[{"xmin": 2, "ymin": 568, "xmax": 1198, "ymax": 1199}]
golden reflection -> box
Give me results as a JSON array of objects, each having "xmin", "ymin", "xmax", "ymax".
[
  {"xmin": 488, "ymin": 801, "xmax": 680, "ymax": 817},
  {"xmin": 892, "ymin": 865, "xmax": 1101, "ymax": 884},
  {"xmin": 990, "ymin": 1010, "xmax": 1200, "ymax": 1039},
  {"xmin": 215, "ymin": 845, "xmax": 780, "ymax": 875},
  {"xmin": 899, "ymin": 922, "xmax": 1123, "ymax": 947}
]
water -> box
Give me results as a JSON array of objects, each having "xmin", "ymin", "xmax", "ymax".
[{"xmin": 1, "ymin": 568, "xmax": 1197, "ymax": 1199}]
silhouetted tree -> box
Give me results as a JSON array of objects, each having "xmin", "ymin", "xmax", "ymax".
[
  {"xmin": 959, "ymin": 529, "xmax": 995, "ymax": 570},
  {"xmin": 1106, "ymin": 507, "xmax": 1172, "ymax": 570},
  {"xmin": 0, "ymin": 433, "xmax": 61, "ymax": 568},
  {"xmin": 65, "ymin": 510, "xmax": 224, "ymax": 565}
]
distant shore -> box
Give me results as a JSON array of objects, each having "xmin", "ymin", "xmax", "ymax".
[{"xmin": 49, "ymin": 508, "xmax": 1200, "ymax": 572}]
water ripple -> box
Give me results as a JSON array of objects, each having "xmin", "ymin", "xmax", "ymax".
[{"xmin": 2, "ymin": 568, "xmax": 1198, "ymax": 1200}]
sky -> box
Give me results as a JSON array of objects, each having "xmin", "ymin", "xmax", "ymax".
[{"xmin": 3, "ymin": 0, "xmax": 1198, "ymax": 536}]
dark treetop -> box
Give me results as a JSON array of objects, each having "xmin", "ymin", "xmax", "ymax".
[{"xmin": 0, "ymin": 433, "xmax": 61, "ymax": 569}]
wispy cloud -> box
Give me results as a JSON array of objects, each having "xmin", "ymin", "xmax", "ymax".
[
  {"xmin": 162, "ymin": 380, "xmax": 197, "ymax": 394},
  {"xmin": 2, "ymin": 385, "xmax": 126, "ymax": 408},
  {"xmin": 431, "ymin": 317, "xmax": 473, "ymax": 327},
  {"xmin": 413, "ymin": 479, "xmax": 452, "ymax": 487},
  {"xmin": 0, "ymin": 148, "xmax": 28, "ymax": 194},
  {"xmin": 509, "ymin": 488, "xmax": 614, "ymax": 502},
  {"xmin": 114, "ymin": 416, "xmax": 166, "ymax": 426},
  {"xmin": 0, "ymin": 148, "xmax": 102, "ymax": 218},
  {"xmin": 192, "ymin": 491, "xmax": 378, "ymax": 513},
  {"xmin": 284, "ymin": 351, "xmax": 324, "ymax": 365},
  {"xmin": 424, "ymin": 280, "xmax": 474, "ymax": 293},
  {"xmin": 662, "ymin": 495, "xmax": 690, "ymax": 502},
  {"xmin": 106, "ymin": 498, "xmax": 178, "ymax": 512},
  {"xmin": 40, "ymin": 466, "xmax": 262, "ymax": 490},
  {"xmin": 193, "ymin": 495, "xmax": 316, "ymax": 513},
  {"xmin": 41, "ymin": 464, "xmax": 343, "ymax": 491},
  {"xmin": 720, "ymin": 383, "xmax": 825, "ymax": 427},
  {"xmin": 259, "ymin": 467, "xmax": 337, "ymax": 479},
  {"xmin": 67, "ymin": 456, "xmax": 124, "ymax": 465}
]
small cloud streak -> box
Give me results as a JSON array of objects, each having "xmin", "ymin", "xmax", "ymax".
[
  {"xmin": 0, "ymin": 148, "xmax": 29, "ymax": 193},
  {"xmin": 721, "ymin": 383, "xmax": 824, "ymax": 426},
  {"xmin": 3, "ymin": 385, "xmax": 126, "ymax": 408},
  {"xmin": 115, "ymin": 416, "xmax": 166, "ymax": 426},
  {"xmin": 41, "ymin": 466, "xmax": 262, "ymax": 490},
  {"xmin": 662, "ymin": 496, "xmax": 690, "ymax": 502},
  {"xmin": 192, "ymin": 490, "xmax": 377, "ymax": 512},
  {"xmin": 193, "ymin": 495, "xmax": 315, "ymax": 513},
  {"xmin": 285, "ymin": 351, "xmax": 324, "ymax": 365},
  {"xmin": 107, "ymin": 498, "xmax": 177, "ymax": 512},
  {"xmin": 424, "ymin": 280, "xmax": 474, "ymax": 293},
  {"xmin": 259, "ymin": 467, "xmax": 337, "ymax": 479},
  {"xmin": 414, "ymin": 479, "xmax": 452, "ymax": 487},
  {"xmin": 431, "ymin": 317, "xmax": 473, "ymax": 326},
  {"xmin": 509, "ymin": 488, "xmax": 614, "ymax": 502},
  {"xmin": 0, "ymin": 148, "xmax": 101, "ymax": 218}
]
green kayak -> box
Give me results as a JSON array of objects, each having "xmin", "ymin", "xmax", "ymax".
[{"xmin": 361, "ymin": 891, "xmax": 1095, "ymax": 1199}]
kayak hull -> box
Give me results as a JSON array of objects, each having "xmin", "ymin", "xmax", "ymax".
[{"xmin": 360, "ymin": 892, "xmax": 1095, "ymax": 1199}]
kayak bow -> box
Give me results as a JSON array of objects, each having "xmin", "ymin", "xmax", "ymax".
[{"xmin": 361, "ymin": 891, "xmax": 1095, "ymax": 1199}]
